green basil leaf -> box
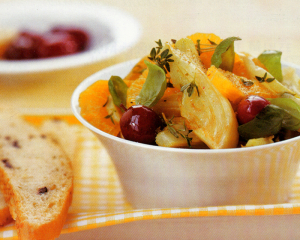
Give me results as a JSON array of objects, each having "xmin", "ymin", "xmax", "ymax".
[
  {"xmin": 269, "ymin": 98, "xmax": 300, "ymax": 131},
  {"xmin": 238, "ymin": 104, "xmax": 284, "ymax": 140},
  {"xmin": 211, "ymin": 36, "xmax": 241, "ymax": 71},
  {"xmin": 108, "ymin": 75, "xmax": 128, "ymax": 108},
  {"xmin": 219, "ymin": 42, "xmax": 235, "ymax": 71},
  {"xmin": 135, "ymin": 60, "xmax": 167, "ymax": 107},
  {"xmin": 257, "ymin": 50, "xmax": 283, "ymax": 82}
]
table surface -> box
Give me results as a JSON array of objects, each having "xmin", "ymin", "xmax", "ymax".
[{"xmin": 1, "ymin": 0, "xmax": 300, "ymax": 109}]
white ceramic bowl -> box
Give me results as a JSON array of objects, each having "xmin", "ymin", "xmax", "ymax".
[
  {"xmin": 0, "ymin": 0, "xmax": 141, "ymax": 75},
  {"xmin": 71, "ymin": 59, "xmax": 300, "ymax": 209}
]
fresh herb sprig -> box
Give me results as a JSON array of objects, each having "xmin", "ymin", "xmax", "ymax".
[
  {"xmin": 148, "ymin": 39, "xmax": 174, "ymax": 73},
  {"xmin": 194, "ymin": 36, "xmax": 241, "ymax": 72},
  {"xmin": 104, "ymin": 111, "xmax": 116, "ymax": 124},
  {"xmin": 255, "ymin": 72, "xmax": 275, "ymax": 83},
  {"xmin": 195, "ymin": 37, "xmax": 235, "ymax": 54},
  {"xmin": 162, "ymin": 113, "xmax": 193, "ymax": 148},
  {"xmin": 196, "ymin": 39, "xmax": 201, "ymax": 55},
  {"xmin": 195, "ymin": 39, "xmax": 218, "ymax": 55},
  {"xmin": 240, "ymin": 78, "xmax": 254, "ymax": 87},
  {"xmin": 180, "ymin": 80, "xmax": 200, "ymax": 97}
]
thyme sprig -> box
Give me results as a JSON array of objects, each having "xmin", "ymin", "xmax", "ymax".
[
  {"xmin": 196, "ymin": 39, "xmax": 201, "ymax": 55},
  {"xmin": 255, "ymin": 72, "xmax": 275, "ymax": 83},
  {"xmin": 194, "ymin": 38, "xmax": 218, "ymax": 55},
  {"xmin": 180, "ymin": 80, "xmax": 200, "ymax": 97},
  {"xmin": 240, "ymin": 78, "xmax": 254, "ymax": 87},
  {"xmin": 208, "ymin": 39, "xmax": 218, "ymax": 45},
  {"xmin": 102, "ymin": 96, "xmax": 109, "ymax": 107},
  {"xmin": 148, "ymin": 39, "xmax": 174, "ymax": 73},
  {"xmin": 162, "ymin": 113, "xmax": 193, "ymax": 148},
  {"xmin": 104, "ymin": 111, "xmax": 116, "ymax": 124}
]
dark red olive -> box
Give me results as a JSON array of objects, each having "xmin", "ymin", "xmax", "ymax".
[
  {"xmin": 3, "ymin": 26, "xmax": 89, "ymax": 60},
  {"xmin": 37, "ymin": 31, "xmax": 79, "ymax": 58},
  {"xmin": 51, "ymin": 26, "xmax": 89, "ymax": 51},
  {"xmin": 120, "ymin": 105, "xmax": 163, "ymax": 145},
  {"xmin": 237, "ymin": 95, "xmax": 271, "ymax": 124},
  {"xmin": 3, "ymin": 31, "xmax": 43, "ymax": 60}
]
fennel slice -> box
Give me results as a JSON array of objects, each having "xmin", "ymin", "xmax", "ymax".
[{"xmin": 166, "ymin": 38, "xmax": 239, "ymax": 149}]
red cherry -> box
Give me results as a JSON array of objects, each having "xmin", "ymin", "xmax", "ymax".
[
  {"xmin": 37, "ymin": 32, "xmax": 79, "ymax": 58},
  {"xmin": 3, "ymin": 27, "xmax": 89, "ymax": 60},
  {"xmin": 3, "ymin": 31, "xmax": 43, "ymax": 60},
  {"xmin": 120, "ymin": 105, "xmax": 163, "ymax": 145},
  {"xmin": 51, "ymin": 26, "xmax": 89, "ymax": 51},
  {"xmin": 237, "ymin": 95, "xmax": 271, "ymax": 124}
]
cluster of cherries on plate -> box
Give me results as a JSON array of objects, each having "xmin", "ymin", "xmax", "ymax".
[{"xmin": 3, "ymin": 26, "xmax": 89, "ymax": 60}]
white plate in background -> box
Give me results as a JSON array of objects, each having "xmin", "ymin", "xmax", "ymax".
[{"xmin": 0, "ymin": 0, "xmax": 141, "ymax": 74}]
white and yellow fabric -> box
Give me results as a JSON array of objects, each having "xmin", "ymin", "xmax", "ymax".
[{"xmin": 0, "ymin": 114, "xmax": 300, "ymax": 239}]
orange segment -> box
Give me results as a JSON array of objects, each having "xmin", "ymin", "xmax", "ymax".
[
  {"xmin": 187, "ymin": 33, "xmax": 222, "ymax": 46},
  {"xmin": 187, "ymin": 33, "xmax": 222, "ymax": 69},
  {"xmin": 207, "ymin": 65, "xmax": 279, "ymax": 110},
  {"xmin": 152, "ymin": 88, "xmax": 182, "ymax": 118},
  {"xmin": 162, "ymin": 85, "xmax": 180, "ymax": 97},
  {"xmin": 187, "ymin": 33, "xmax": 254, "ymax": 80},
  {"xmin": 126, "ymin": 76, "xmax": 146, "ymax": 107},
  {"xmin": 199, "ymin": 51, "xmax": 214, "ymax": 70},
  {"xmin": 232, "ymin": 54, "xmax": 251, "ymax": 79},
  {"xmin": 124, "ymin": 56, "xmax": 150, "ymax": 82},
  {"xmin": 207, "ymin": 66, "xmax": 245, "ymax": 110},
  {"xmin": 126, "ymin": 71, "xmax": 181, "ymax": 117},
  {"xmin": 79, "ymin": 80, "xmax": 120, "ymax": 136},
  {"xmin": 221, "ymin": 71, "xmax": 278, "ymax": 99}
]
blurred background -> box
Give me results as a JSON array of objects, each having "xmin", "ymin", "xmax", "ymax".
[{"xmin": 0, "ymin": 0, "xmax": 299, "ymax": 109}]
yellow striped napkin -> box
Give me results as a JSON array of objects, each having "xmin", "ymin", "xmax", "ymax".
[{"xmin": 0, "ymin": 114, "xmax": 299, "ymax": 239}]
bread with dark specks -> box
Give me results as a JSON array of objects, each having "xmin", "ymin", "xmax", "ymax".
[{"xmin": 0, "ymin": 114, "xmax": 73, "ymax": 240}]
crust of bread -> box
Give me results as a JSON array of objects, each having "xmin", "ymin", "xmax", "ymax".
[
  {"xmin": 16, "ymin": 188, "xmax": 73, "ymax": 240},
  {"xmin": 0, "ymin": 114, "xmax": 73, "ymax": 240}
]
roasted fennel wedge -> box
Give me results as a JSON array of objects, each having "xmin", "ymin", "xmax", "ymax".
[
  {"xmin": 165, "ymin": 38, "xmax": 239, "ymax": 149},
  {"xmin": 239, "ymin": 52, "xmax": 300, "ymax": 106},
  {"xmin": 156, "ymin": 116, "xmax": 206, "ymax": 148},
  {"xmin": 238, "ymin": 52, "xmax": 293, "ymax": 96}
]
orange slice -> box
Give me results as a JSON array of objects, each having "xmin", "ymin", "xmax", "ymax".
[
  {"xmin": 126, "ymin": 71, "xmax": 181, "ymax": 117},
  {"xmin": 79, "ymin": 80, "xmax": 121, "ymax": 136},
  {"xmin": 187, "ymin": 33, "xmax": 255, "ymax": 80},
  {"xmin": 126, "ymin": 76, "xmax": 146, "ymax": 107},
  {"xmin": 124, "ymin": 56, "xmax": 149, "ymax": 82},
  {"xmin": 207, "ymin": 65, "xmax": 279, "ymax": 110},
  {"xmin": 232, "ymin": 53, "xmax": 252, "ymax": 79},
  {"xmin": 187, "ymin": 33, "xmax": 222, "ymax": 69},
  {"xmin": 207, "ymin": 65, "xmax": 245, "ymax": 110}
]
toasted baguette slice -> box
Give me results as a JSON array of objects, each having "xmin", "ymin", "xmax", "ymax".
[
  {"xmin": 0, "ymin": 114, "xmax": 73, "ymax": 240},
  {"xmin": 39, "ymin": 118, "xmax": 78, "ymax": 161}
]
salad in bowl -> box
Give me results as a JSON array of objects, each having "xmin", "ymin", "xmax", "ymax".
[
  {"xmin": 78, "ymin": 33, "xmax": 300, "ymax": 150},
  {"xmin": 72, "ymin": 33, "xmax": 300, "ymax": 208}
]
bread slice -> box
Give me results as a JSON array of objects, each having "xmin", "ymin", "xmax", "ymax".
[
  {"xmin": 39, "ymin": 118, "xmax": 78, "ymax": 161},
  {"xmin": 0, "ymin": 114, "xmax": 73, "ymax": 240}
]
